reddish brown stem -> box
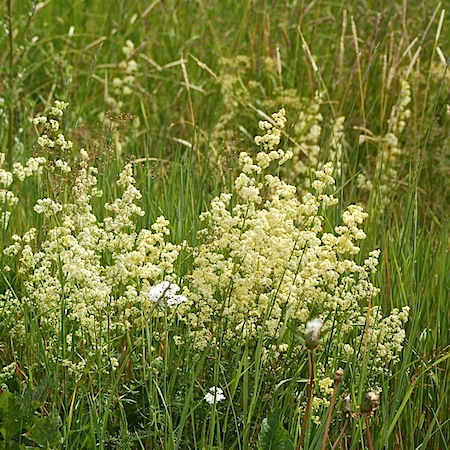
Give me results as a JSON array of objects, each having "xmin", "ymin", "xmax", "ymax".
[
  {"xmin": 321, "ymin": 382, "xmax": 339, "ymax": 450},
  {"xmin": 365, "ymin": 415, "xmax": 374, "ymax": 450},
  {"xmin": 296, "ymin": 350, "xmax": 315, "ymax": 450}
]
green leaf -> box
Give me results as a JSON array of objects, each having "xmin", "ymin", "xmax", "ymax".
[
  {"xmin": 0, "ymin": 390, "xmax": 30, "ymax": 442},
  {"xmin": 0, "ymin": 442, "xmax": 28, "ymax": 450},
  {"xmin": 258, "ymin": 409, "xmax": 294, "ymax": 450},
  {"xmin": 32, "ymin": 380, "xmax": 48, "ymax": 404},
  {"xmin": 26, "ymin": 410, "xmax": 62, "ymax": 448}
]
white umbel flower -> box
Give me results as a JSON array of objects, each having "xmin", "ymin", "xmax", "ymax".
[
  {"xmin": 148, "ymin": 281, "xmax": 187, "ymax": 307},
  {"xmin": 204, "ymin": 387, "xmax": 226, "ymax": 405}
]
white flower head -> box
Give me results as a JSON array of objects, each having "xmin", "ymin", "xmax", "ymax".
[
  {"xmin": 305, "ymin": 318, "xmax": 323, "ymax": 349},
  {"xmin": 148, "ymin": 281, "xmax": 187, "ymax": 307},
  {"xmin": 204, "ymin": 387, "xmax": 226, "ymax": 405},
  {"xmin": 366, "ymin": 391, "xmax": 379, "ymax": 403}
]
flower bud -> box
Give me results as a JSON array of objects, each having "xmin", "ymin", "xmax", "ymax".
[
  {"xmin": 334, "ymin": 368, "xmax": 344, "ymax": 384},
  {"xmin": 360, "ymin": 391, "xmax": 379, "ymax": 415},
  {"xmin": 341, "ymin": 393, "xmax": 355, "ymax": 417},
  {"xmin": 305, "ymin": 318, "xmax": 323, "ymax": 349}
]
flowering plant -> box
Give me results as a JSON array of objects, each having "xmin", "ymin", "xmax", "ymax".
[
  {"xmin": 0, "ymin": 103, "xmax": 409, "ymax": 447},
  {"xmin": 1, "ymin": 103, "xmax": 183, "ymax": 377},
  {"xmin": 185, "ymin": 109, "xmax": 408, "ymax": 390}
]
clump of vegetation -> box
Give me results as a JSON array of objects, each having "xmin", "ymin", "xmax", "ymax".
[
  {"xmin": 0, "ymin": 1, "xmax": 448, "ymax": 448},
  {"xmin": 0, "ymin": 101, "xmax": 416, "ymax": 449}
]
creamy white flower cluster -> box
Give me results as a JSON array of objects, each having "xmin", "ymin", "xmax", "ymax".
[
  {"xmin": 114, "ymin": 41, "xmax": 139, "ymax": 98},
  {"xmin": 103, "ymin": 40, "xmax": 141, "ymax": 115},
  {"xmin": 12, "ymin": 156, "xmax": 47, "ymax": 181},
  {"xmin": 186, "ymin": 110, "xmax": 408, "ymax": 382},
  {"xmin": 208, "ymin": 59, "xmax": 344, "ymax": 190},
  {"xmin": 3, "ymin": 147, "xmax": 181, "ymax": 374},
  {"xmin": 34, "ymin": 198, "xmax": 63, "ymax": 216},
  {"xmin": 148, "ymin": 281, "xmax": 187, "ymax": 307},
  {"xmin": 288, "ymin": 90, "xmax": 323, "ymax": 184},
  {"xmin": 32, "ymin": 100, "xmax": 73, "ymax": 152},
  {"xmin": 0, "ymin": 153, "xmax": 18, "ymax": 229},
  {"xmin": 264, "ymin": 90, "xmax": 346, "ymax": 190},
  {"xmin": 310, "ymin": 374, "xmax": 334, "ymax": 424},
  {"xmin": 361, "ymin": 305, "xmax": 410, "ymax": 375},
  {"xmin": 358, "ymin": 79, "xmax": 412, "ymax": 204},
  {"xmin": 388, "ymin": 79, "xmax": 411, "ymax": 135},
  {"xmin": 0, "ymin": 362, "xmax": 17, "ymax": 385},
  {"xmin": 99, "ymin": 40, "xmax": 141, "ymax": 158},
  {"xmin": 0, "ymin": 152, "xmax": 47, "ymax": 228}
]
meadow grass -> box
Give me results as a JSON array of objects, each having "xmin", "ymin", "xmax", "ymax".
[{"xmin": 0, "ymin": 1, "xmax": 449, "ymax": 449}]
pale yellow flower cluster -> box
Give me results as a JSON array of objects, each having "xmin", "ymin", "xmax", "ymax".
[
  {"xmin": 3, "ymin": 147, "xmax": 181, "ymax": 374},
  {"xmin": 106, "ymin": 40, "xmax": 141, "ymax": 114},
  {"xmin": 186, "ymin": 109, "xmax": 408, "ymax": 390},
  {"xmin": 265, "ymin": 89, "xmax": 346, "ymax": 189},
  {"xmin": 0, "ymin": 362, "xmax": 17, "ymax": 385},
  {"xmin": 208, "ymin": 58, "xmax": 345, "ymax": 188},
  {"xmin": 33, "ymin": 100, "xmax": 73, "ymax": 152},
  {"xmin": 99, "ymin": 40, "xmax": 141, "ymax": 159},
  {"xmin": 108, "ymin": 39, "xmax": 139, "ymax": 100},
  {"xmin": 34, "ymin": 197, "xmax": 63, "ymax": 216},
  {"xmin": 12, "ymin": 156, "xmax": 47, "ymax": 181},
  {"xmin": 0, "ymin": 150, "xmax": 47, "ymax": 228},
  {"xmin": 190, "ymin": 114, "xmax": 345, "ymax": 335},
  {"xmin": 0, "ymin": 155, "xmax": 18, "ymax": 228},
  {"xmin": 0, "ymin": 102, "xmax": 410, "ymax": 407},
  {"xmin": 310, "ymin": 377, "xmax": 334, "ymax": 424},
  {"xmin": 362, "ymin": 305, "xmax": 410, "ymax": 374},
  {"xmin": 388, "ymin": 80, "xmax": 412, "ymax": 135},
  {"xmin": 358, "ymin": 79, "xmax": 412, "ymax": 204}
]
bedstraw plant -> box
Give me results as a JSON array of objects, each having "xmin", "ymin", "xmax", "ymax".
[
  {"xmin": 0, "ymin": 103, "xmax": 410, "ymax": 448},
  {"xmin": 0, "ymin": 1, "xmax": 449, "ymax": 448}
]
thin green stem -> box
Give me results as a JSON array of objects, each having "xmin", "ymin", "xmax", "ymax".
[{"xmin": 7, "ymin": 0, "xmax": 14, "ymax": 166}]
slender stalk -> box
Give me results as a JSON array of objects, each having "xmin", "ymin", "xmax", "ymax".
[
  {"xmin": 365, "ymin": 416, "xmax": 374, "ymax": 450},
  {"xmin": 7, "ymin": 0, "xmax": 15, "ymax": 166},
  {"xmin": 296, "ymin": 349, "xmax": 315, "ymax": 450},
  {"xmin": 321, "ymin": 369, "xmax": 343, "ymax": 450},
  {"xmin": 330, "ymin": 420, "xmax": 348, "ymax": 450}
]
